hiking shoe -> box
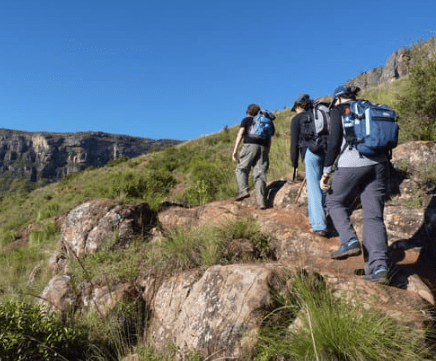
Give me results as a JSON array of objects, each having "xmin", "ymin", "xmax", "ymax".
[
  {"xmin": 331, "ymin": 238, "xmax": 361, "ymax": 260},
  {"xmin": 235, "ymin": 191, "xmax": 250, "ymax": 201},
  {"xmin": 364, "ymin": 266, "xmax": 389, "ymax": 284}
]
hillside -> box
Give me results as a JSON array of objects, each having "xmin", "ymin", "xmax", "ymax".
[
  {"xmin": 0, "ymin": 38, "xmax": 435, "ymax": 360},
  {"xmin": 0, "ymin": 128, "xmax": 181, "ymax": 192}
]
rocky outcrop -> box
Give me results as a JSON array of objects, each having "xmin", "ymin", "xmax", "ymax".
[
  {"xmin": 347, "ymin": 36, "xmax": 436, "ymax": 89},
  {"xmin": 0, "ymin": 129, "xmax": 180, "ymax": 191},
  {"xmin": 38, "ymin": 141, "xmax": 436, "ymax": 359}
]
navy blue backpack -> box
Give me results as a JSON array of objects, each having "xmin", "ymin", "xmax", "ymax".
[{"xmin": 342, "ymin": 100, "xmax": 399, "ymax": 156}]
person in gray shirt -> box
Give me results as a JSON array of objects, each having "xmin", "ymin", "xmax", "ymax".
[{"xmin": 320, "ymin": 85, "xmax": 389, "ymax": 283}]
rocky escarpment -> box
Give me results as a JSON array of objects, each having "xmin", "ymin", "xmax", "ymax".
[
  {"xmin": 35, "ymin": 141, "xmax": 436, "ymax": 360},
  {"xmin": 347, "ymin": 35, "xmax": 436, "ymax": 89},
  {"xmin": 0, "ymin": 129, "xmax": 181, "ymax": 191}
]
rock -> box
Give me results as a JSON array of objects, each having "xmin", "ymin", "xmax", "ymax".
[
  {"xmin": 39, "ymin": 275, "xmax": 76, "ymax": 314},
  {"xmin": 346, "ymin": 36, "xmax": 436, "ymax": 90},
  {"xmin": 0, "ymin": 129, "xmax": 181, "ymax": 192},
  {"xmin": 148, "ymin": 264, "xmax": 287, "ymax": 359},
  {"xmin": 60, "ymin": 199, "xmax": 155, "ymax": 258}
]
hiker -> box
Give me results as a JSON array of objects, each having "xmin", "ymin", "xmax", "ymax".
[
  {"xmin": 290, "ymin": 94, "xmax": 328, "ymax": 236},
  {"xmin": 320, "ymin": 85, "xmax": 390, "ymax": 283},
  {"xmin": 232, "ymin": 104, "xmax": 276, "ymax": 209}
]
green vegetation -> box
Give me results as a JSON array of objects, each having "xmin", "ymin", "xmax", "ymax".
[
  {"xmin": 0, "ymin": 300, "xmax": 93, "ymax": 360},
  {"xmin": 395, "ymin": 48, "xmax": 436, "ymax": 141},
  {"xmin": 248, "ymin": 273, "xmax": 433, "ymax": 361}
]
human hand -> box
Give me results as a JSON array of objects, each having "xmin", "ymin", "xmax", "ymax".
[
  {"xmin": 232, "ymin": 151, "xmax": 239, "ymax": 162},
  {"xmin": 320, "ymin": 173, "xmax": 332, "ymax": 191}
]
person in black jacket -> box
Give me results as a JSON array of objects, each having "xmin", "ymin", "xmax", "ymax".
[
  {"xmin": 320, "ymin": 85, "xmax": 389, "ymax": 283},
  {"xmin": 290, "ymin": 94, "xmax": 328, "ymax": 236},
  {"xmin": 232, "ymin": 104, "xmax": 275, "ymax": 209}
]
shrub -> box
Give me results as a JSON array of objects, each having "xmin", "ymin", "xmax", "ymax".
[
  {"xmin": 0, "ymin": 300, "xmax": 92, "ymax": 360},
  {"xmin": 396, "ymin": 52, "xmax": 436, "ymax": 141},
  {"xmin": 109, "ymin": 169, "xmax": 175, "ymax": 205}
]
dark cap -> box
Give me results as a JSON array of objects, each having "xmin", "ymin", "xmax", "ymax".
[
  {"xmin": 332, "ymin": 85, "xmax": 360, "ymax": 99},
  {"xmin": 291, "ymin": 94, "xmax": 310, "ymax": 111},
  {"xmin": 333, "ymin": 85, "xmax": 348, "ymax": 98}
]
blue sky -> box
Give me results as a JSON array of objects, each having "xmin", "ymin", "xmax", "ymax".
[{"xmin": 1, "ymin": 0, "xmax": 435, "ymax": 141}]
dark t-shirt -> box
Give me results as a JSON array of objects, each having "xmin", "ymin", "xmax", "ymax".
[{"xmin": 240, "ymin": 114, "xmax": 274, "ymax": 147}]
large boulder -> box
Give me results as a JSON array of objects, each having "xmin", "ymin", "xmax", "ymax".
[
  {"xmin": 60, "ymin": 199, "xmax": 155, "ymax": 258},
  {"xmin": 148, "ymin": 264, "xmax": 287, "ymax": 359}
]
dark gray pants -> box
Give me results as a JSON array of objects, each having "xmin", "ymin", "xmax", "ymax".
[
  {"xmin": 235, "ymin": 143, "xmax": 269, "ymax": 207},
  {"xmin": 326, "ymin": 163, "xmax": 388, "ymax": 270}
]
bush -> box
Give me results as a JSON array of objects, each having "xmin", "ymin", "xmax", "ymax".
[
  {"xmin": 396, "ymin": 53, "xmax": 436, "ymax": 141},
  {"xmin": 0, "ymin": 300, "xmax": 91, "ymax": 360},
  {"xmin": 109, "ymin": 169, "xmax": 175, "ymax": 205}
]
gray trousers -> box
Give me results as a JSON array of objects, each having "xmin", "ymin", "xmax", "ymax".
[
  {"xmin": 235, "ymin": 143, "xmax": 269, "ymax": 206},
  {"xmin": 326, "ymin": 163, "xmax": 388, "ymax": 270}
]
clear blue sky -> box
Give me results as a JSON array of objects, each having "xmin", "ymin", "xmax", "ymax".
[{"xmin": 1, "ymin": 0, "xmax": 435, "ymax": 141}]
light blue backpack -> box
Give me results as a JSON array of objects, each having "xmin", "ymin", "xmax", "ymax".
[{"xmin": 248, "ymin": 111, "xmax": 275, "ymax": 139}]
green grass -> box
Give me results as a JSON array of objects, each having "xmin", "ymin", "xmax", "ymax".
[{"xmin": 250, "ymin": 273, "xmax": 433, "ymax": 361}]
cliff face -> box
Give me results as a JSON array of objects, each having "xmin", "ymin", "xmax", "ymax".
[
  {"xmin": 0, "ymin": 129, "xmax": 181, "ymax": 191},
  {"xmin": 347, "ymin": 36, "xmax": 436, "ymax": 89}
]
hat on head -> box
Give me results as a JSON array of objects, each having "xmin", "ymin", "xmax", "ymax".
[
  {"xmin": 333, "ymin": 85, "xmax": 348, "ymax": 98},
  {"xmin": 291, "ymin": 94, "xmax": 310, "ymax": 111}
]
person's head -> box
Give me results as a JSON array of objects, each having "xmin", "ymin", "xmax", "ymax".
[
  {"xmin": 291, "ymin": 94, "xmax": 311, "ymax": 113},
  {"xmin": 246, "ymin": 104, "xmax": 260, "ymax": 116},
  {"xmin": 332, "ymin": 85, "xmax": 360, "ymax": 104}
]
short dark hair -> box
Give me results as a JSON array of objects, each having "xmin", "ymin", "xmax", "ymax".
[
  {"xmin": 246, "ymin": 104, "xmax": 260, "ymax": 116},
  {"xmin": 291, "ymin": 94, "xmax": 311, "ymax": 111}
]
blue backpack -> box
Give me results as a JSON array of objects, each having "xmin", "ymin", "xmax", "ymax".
[
  {"xmin": 342, "ymin": 100, "xmax": 399, "ymax": 156},
  {"xmin": 248, "ymin": 111, "xmax": 275, "ymax": 139}
]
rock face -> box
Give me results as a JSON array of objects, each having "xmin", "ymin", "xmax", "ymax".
[
  {"xmin": 0, "ymin": 128, "xmax": 180, "ymax": 191},
  {"xmin": 37, "ymin": 141, "xmax": 436, "ymax": 359},
  {"xmin": 347, "ymin": 36, "xmax": 436, "ymax": 89}
]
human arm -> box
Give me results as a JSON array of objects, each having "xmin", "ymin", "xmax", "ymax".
[
  {"xmin": 320, "ymin": 106, "xmax": 343, "ymax": 191},
  {"xmin": 323, "ymin": 106, "xmax": 343, "ymax": 174},
  {"xmin": 232, "ymin": 127, "xmax": 245, "ymax": 162},
  {"xmin": 290, "ymin": 114, "xmax": 300, "ymax": 169}
]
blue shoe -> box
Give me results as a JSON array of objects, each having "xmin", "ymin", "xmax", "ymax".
[
  {"xmin": 365, "ymin": 266, "xmax": 389, "ymax": 284},
  {"xmin": 331, "ymin": 238, "xmax": 361, "ymax": 260}
]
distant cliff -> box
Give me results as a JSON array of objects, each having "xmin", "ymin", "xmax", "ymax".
[
  {"xmin": 347, "ymin": 35, "xmax": 436, "ymax": 89},
  {"xmin": 0, "ymin": 129, "xmax": 181, "ymax": 192}
]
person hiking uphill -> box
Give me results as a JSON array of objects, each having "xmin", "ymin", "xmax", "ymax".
[
  {"xmin": 232, "ymin": 104, "xmax": 275, "ymax": 209},
  {"xmin": 320, "ymin": 85, "xmax": 390, "ymax": 283},
  {"xmin": 290, "ymin": 94, "xmax": 328, "ymax": 236}
]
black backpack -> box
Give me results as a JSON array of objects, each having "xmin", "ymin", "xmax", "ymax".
[{"xmin": 299, "ymin": 101, "xmax": 331, "ymax": 154}]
